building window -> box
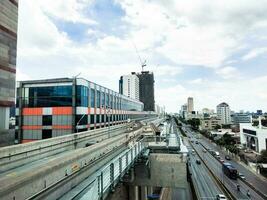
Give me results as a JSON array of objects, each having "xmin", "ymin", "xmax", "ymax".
[
  {"xmin": 43, "ymin": 115, "xmax": 52, "ymax": 126},
  {"xmin": 76, "ymin": 115, "xmax": 88, "ymax": 125},
  {"xmin": 101, "ymin": 91, "xmax": 105, "ymax": 107},
  {"xmin": 106, "ymin": 93, "xmax": 109, "ymax": 107},
  {"xmin": 15, "ymin": 116, "xmax": 19, "ymax": 126},
  {"xmin": 76, "ymin": 85, "xmax": 88, "ymax": 107},
  {"xmin": 90, "ymin": 114, "xmax": 95, "ymax": 124},
  {"xmin": 26, "ymin": 86, "xmax": 73, "ymax": 107},
  {"xmin": 96, "ymin": 114, "xmax": 100, "ymax": 123},
  {"xmin": 97, "ymin": 90, "xmax": 100, "ymax": 108},
  {"xmin": 42, "ymin": 129, "xmax": 52, "ymax": 139},
  {"xmin": 91, "ymin": 88, "xmax": 95, "ymax": 107}
]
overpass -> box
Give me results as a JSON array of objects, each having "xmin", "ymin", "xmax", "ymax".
[{"xmin": 0, "ymin": 117, "xmax": 165, "ymax": 200}]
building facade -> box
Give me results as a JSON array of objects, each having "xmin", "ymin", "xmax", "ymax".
[
  {"xmin": 231, "ymin": 113, "xmax": 252, "ymax": 124},
  {"xmin": 216, "ymin": 102, "xmax": 231, "ymax": 125},
  {"xmin": 16, "ymin": 78, "xmax": 146, "ymax": 143},
  {"xmin": 0, "ymin": 0, "xmax": 18, "ymax": 132},
  {"xmin": 136, "ymin": 71, "xmax": 155, "ymax": 111},
  {"xmin": 200, "ymin": 117, "xmax": 221, "ymax": 130},
  {"xmin": 240, "ymin": 119, "xmax": 267, "ymax": 153},
  {"xmin": 187, "ymin": 97, "xmax": 194, "ymax": 113},
  {"xmin": 180, "ymin": 104, "xmax": 187, "ymax": 119},
  {"xmin": 119, "ymin": 73, "xmax": 139, "ymax": 100}
]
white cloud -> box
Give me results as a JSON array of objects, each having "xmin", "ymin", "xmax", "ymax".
[
  {"xmin": 119, "ymin": 0, "xmax": 267, "ymax": 68},
  {"xmin": 17, "ymin": 1, "xmax": 71, "ymax": 58},
  {"xmin": 17, "ymin": 0, "xmax": 267, "ymax": 112},
  {"xmin": 242, "ymin": 47, "xmax": 267, "ymax": 60},
  {"xmin": 160, "ymin": 75, "xmax": 267, "ymax": 112},
  {"xmin": 216, "ymin": 66, "xmax": 240, "ymax": 79},
  {"xmin": 155, "ymin": 84, "xmax": 190, "ymax": 112},
  {"xmin": 38, "ymin": 0, "xmax": 96, "ymax": 25},
  {"xmin": 189, "ymin": 78, "xmax": 204, "ymax": 84},
  {"xmin": 150, "ymin": 65, "xmax": 183, "ymax": 77}
]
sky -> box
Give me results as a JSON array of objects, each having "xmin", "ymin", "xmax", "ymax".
[{"xmin": 17, "ymin": 0, "xmax": 267, "ymax": 113}]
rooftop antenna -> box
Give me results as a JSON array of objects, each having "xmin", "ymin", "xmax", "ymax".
[{"xmin": 132, "ymin": 41, "xmax": 146, "ymax": 72}]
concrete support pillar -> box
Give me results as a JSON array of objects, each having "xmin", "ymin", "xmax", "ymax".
[
  {"xmin": 129, "ymin": 185, "xmax": 138, "ymax": 200},
  {"xmin": 140, "ymin": 186, "xmax": 147, "ymax": 200}
]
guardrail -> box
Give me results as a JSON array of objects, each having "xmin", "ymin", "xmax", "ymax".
[
  {"xmin": 27, "ymin": 139, "xmax": 145, "ymax": 200},
  {"xmin": 0, "ymin": 124, "xmax": 129, "ymax": 173}
]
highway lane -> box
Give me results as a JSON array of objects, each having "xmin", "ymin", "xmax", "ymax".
[
  {"xmin": 185, "ymin": 127, "xmax": 265, "ymax": 200},
  {"xmin": 185, "ymin": 124, "xmax": 267, "ymax": 197},
  {"xmin": 199, "ymin": 136, "xmax": 267, "ymax": 197},
  {"xmin": 193, "ymin": 143, "xmax": 250, "ymax": 200},
  {"xmin": 184, "ymin": 137, "xmax": 224, "ymax": 199}
]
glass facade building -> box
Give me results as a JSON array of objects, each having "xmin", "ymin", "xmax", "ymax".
[
  {"xmin": 16, "ymin": 78, "xmax": 145, "ymax": 143},
  {"xmin": 0, "ymin": 0, "xmax": 18, "ymax": 141}
]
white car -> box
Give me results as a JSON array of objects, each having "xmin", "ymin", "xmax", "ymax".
[
  {"xmin": 216, "ymin": 194, "xmax": 227, "ymax": 200},
  {"xmin": 239, "ymin": 173, "xmax": 246, "ymax": 180}
]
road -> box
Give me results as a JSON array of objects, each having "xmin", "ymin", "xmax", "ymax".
[
  {"xmin": 185, "ymin": 137, "xmax": 224, "ymax": 199},
  {"xmin": 200, "ymin": 135, "xmax": 267, "ymax": 196},
  {"xmin": 183, "ymin": 125, "xmax": 266, "ymax": 200}
]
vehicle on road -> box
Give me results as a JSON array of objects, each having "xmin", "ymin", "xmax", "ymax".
[
  {"xmin": 222, "ymin": 162, "xmax": 238, "ymax": 180},
  {"xmin": 191, "ymin": 149, "xmax": 195, "ymax": 155},
  {"xmin": 216, "ymin": 194, "xmax": 227, "ymax": 200},
  {"xmin": 225, "ymin": 155, "xmax": 231, "ymax": 160},
  {"xmin": 195, "ymin": 141, "xmax": 199, "ymax": 144},
  {"xmin": 238, "ymin": 172, "xmax": 246, "ymax": 180},
  {"xmin": 247, "ymin": 190, "xmax": 251, "ymax": 198},
  {"xmin": 237, "ymin": 184, "xmax": 240, "ymax": 192},
  {"xmin": 215, "ymin": 151, "xmax": 220, "ymax": 156},
  {"xmin": 196, "ymin": 159, "xmax": 201, "ymax": 165},
  {"xmin": 202, "ymin": 149, "xmax": 207, "ymax": 153},
  {"xmin": 219, "ymin": 159, "xmax": 225, "ymax": 163}
]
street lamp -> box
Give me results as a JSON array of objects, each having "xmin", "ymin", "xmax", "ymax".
[{"xmin": 76, "ymin": 113, "xmax": 87, "ymax": 133}]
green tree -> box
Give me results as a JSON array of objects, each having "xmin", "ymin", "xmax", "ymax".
[{"xmin": 187, "ymin": 118, "xmax": 200, "ymax": 130}]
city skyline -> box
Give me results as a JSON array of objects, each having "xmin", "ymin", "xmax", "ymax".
[{"xmin": 16, "ymin": 0, "xmax": 267, "ymax": 112}]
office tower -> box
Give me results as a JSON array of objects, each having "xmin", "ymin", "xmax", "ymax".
[
  {"xmin": 187, "ymin": 97, "xmax": 194, "ymax": 113},
  {"xmin": 119, "ymin": 73, "xmax": 139, "ymax": 100},
  {"xmin": 137, "ymin": 71, "xmax": 155, "ymax": 111},
  {"xmin": 216, "ymin": 102, "xmax": 231, "ymax": 124},
  {"xmin": 0, "ymin": 0, "xmax": 18, "ymax": 144}
]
